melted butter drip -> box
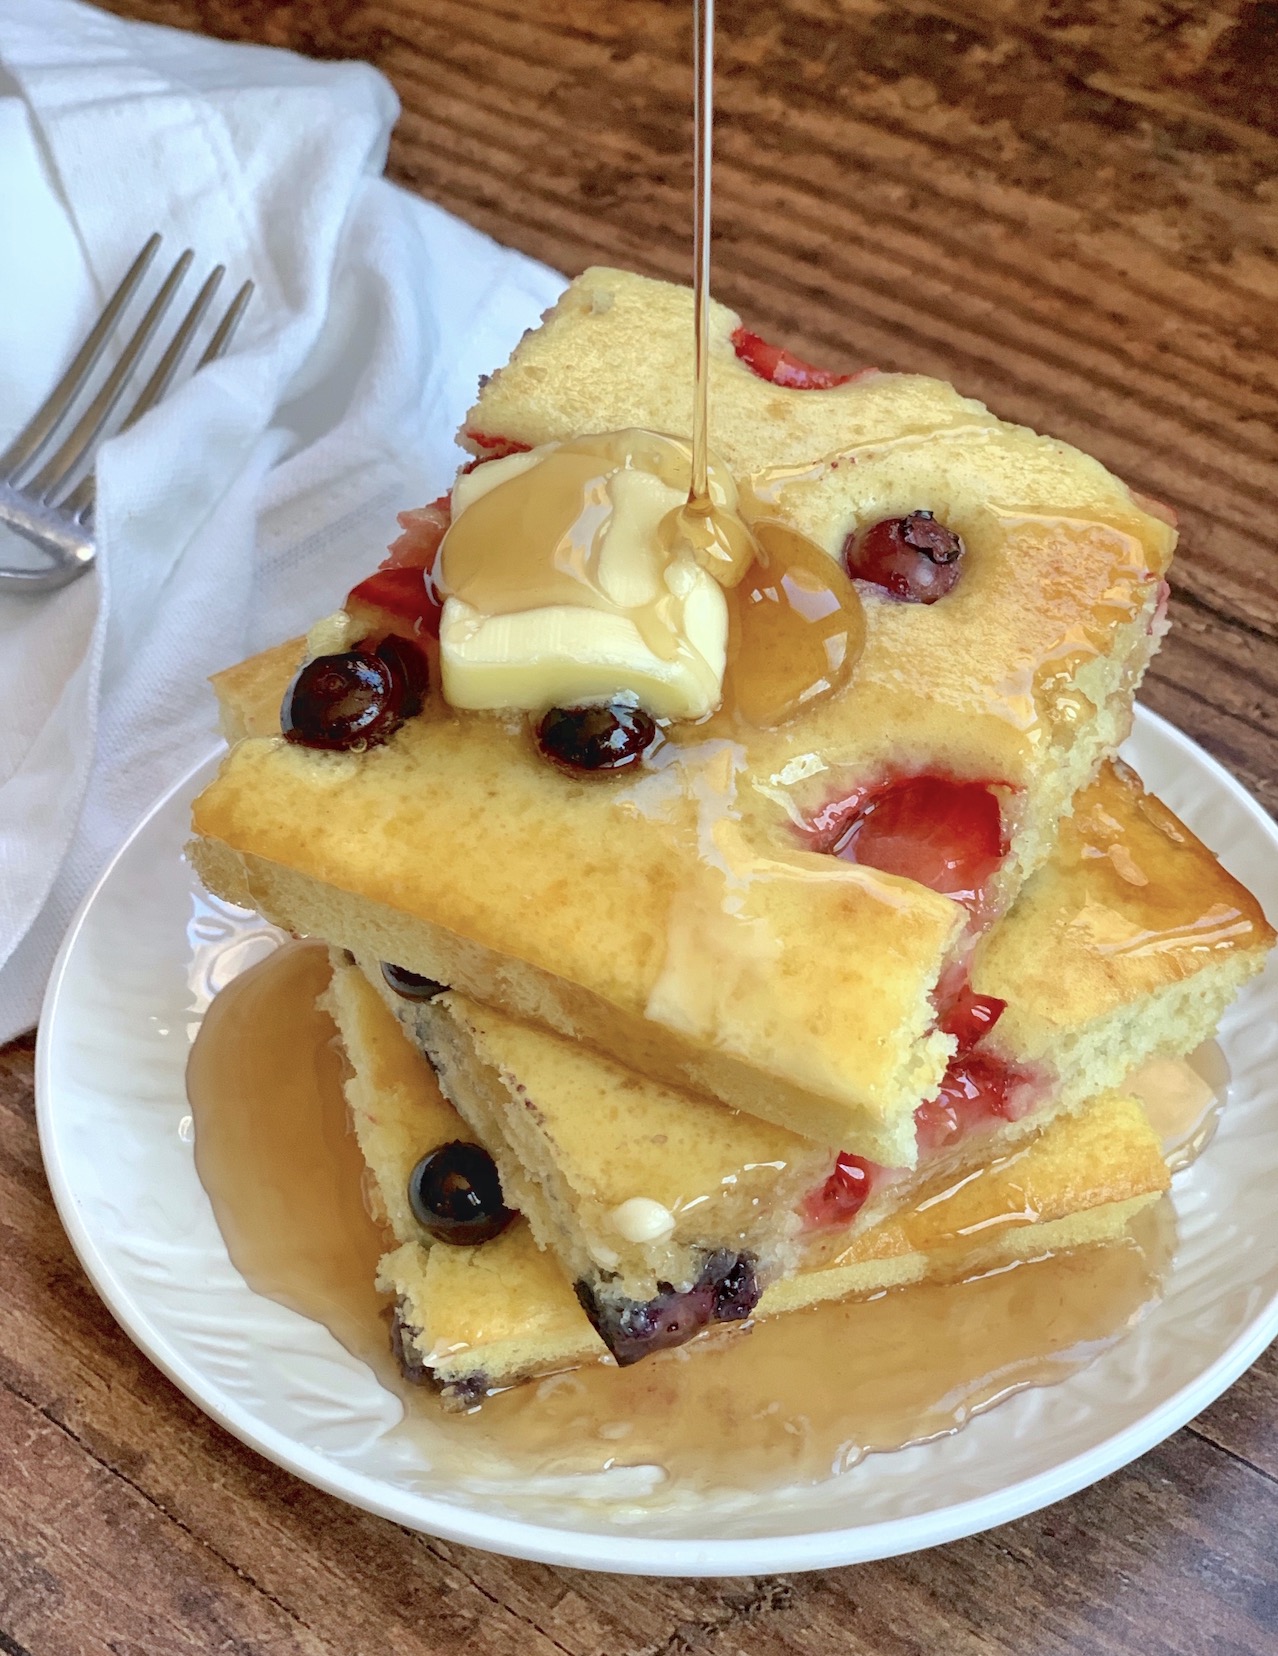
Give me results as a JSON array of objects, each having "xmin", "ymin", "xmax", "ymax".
[
  {"xmin": 1055, "ymin": 760, "xmax": 1265, "ymax": 958},
  {"xmin": 722, "ymin": 520, "xmax": 867, "ymax": 728},
  {"xmin": 187, "ymin": 943, "xmax": 1174, "ymax": 1503},
  {"xmin": 443, "ymin": 445, "xmax": 619, "ymax": 616}
]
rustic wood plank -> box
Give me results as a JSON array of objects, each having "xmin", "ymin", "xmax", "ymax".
[
  {"xmin": 818, "ymin": 1430, "xmax": 1278, "ymax": 1656},
  {"xmin": 1142, "ymin": 594, "xmax": 1278, "ymax": 819},
  {"xmin": 0, "ymin": 1381, "xmax": 328, "ymax": 1656},
  {"xmin": 0, "ymin": 1043, "xmax": 631, "ymax": 1656},
  {"xmin": 1191, "ymin": 1344, "xmax": 1278, "ymax": 1486}
]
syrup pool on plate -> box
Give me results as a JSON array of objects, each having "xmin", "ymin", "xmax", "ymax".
[
  {"xmin": 186, "ymin": 941, "xmax": 1177, "ymax": 1500},
  {"xmin": 1123, "ymin": 1043, "xmax": 1229, "ymax": 1172}
]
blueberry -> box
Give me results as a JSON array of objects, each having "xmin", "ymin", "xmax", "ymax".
[
  {"xmin": 575, "ymin": 1250, "xmax": 761, "ymax": 1366},
  {"xmin": 407, "ymin": 1141, "xmax": 513, "ymax": 1245},
  {"xmin": 535, "ymin": 704, "xmax": 657, "ymax": 774},
  {"xmin": 373, "ymin": 634, "xmax": 430, "ymax": 716},
  {"xmin": 380, "ymin": 962, "xmax": 447, "ymax": 1001},
  {"xmin": 281, "ymin": 651, "xmax": 404, "ymax": 750},
  {"xmin": 843, "ymin": 510, "xmax": 965, "ymax": 604}
]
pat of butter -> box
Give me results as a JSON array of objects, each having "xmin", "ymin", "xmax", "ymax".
[
  {"xmin": 439, "ymin": 437, "xmax": 731, "ymax": 722},
  {"xmin": 441, "ymin": 584, "xmax": 727, "ymax": 722}
]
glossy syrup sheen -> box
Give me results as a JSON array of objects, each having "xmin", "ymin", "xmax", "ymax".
[
  {"xmin": 721, "ymin": 520, "xmax": 866, "ymax": 728},
  {"xmin": 740, "ymin": 457, "xmax": 1171, "ymax": 742},
  {"xmin": 187, "ymin": 943, "xmax": 393, "ymax": 1368},
  {"xmin": 686, "ymin": 39, "xmax": 874, "ymax": 736},
  {"xmin": 440, "ymin": 429, "xmax": 757, "ymax": 637},
  {"xmin": 434, "ymin": 0, "xmax": 865, "ymax": 743},
  {"xmin": 438, "ymin": 423, "xmax": 867, "ymax": 733},
  {"xmin": 187, "ymin": 943, "xmax": 1177, "ymax": 1499},
  {"xmin": 1125, "ymin": 1042, "xmax": 1229, "ymax": 1172},
  {"xmin": 1055, "ymin": 759, "xmax": 1269, "ymax": 959},
  {"xmin": 475, "ymin": 1206, "xmax": 1171, "ymax": 1489}
]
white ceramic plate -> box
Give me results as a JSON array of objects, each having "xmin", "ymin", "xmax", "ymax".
[{"xmin": 35, "ymin": 707, "xmax": 1278, "ymax": 1576}]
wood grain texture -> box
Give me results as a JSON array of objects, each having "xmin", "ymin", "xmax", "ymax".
[{"xmin": 7, "ymin": 1, "xmax": 1277, "ymax": 1650}]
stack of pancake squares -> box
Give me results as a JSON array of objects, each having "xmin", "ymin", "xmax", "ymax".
[{"xmin": 190, "ymin": 269, "xmax": 1274, "ymax": 1406}]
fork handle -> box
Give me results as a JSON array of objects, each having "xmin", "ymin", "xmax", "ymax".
[{"xmin": 0, "ymin": 483, "xmax": 96, "ymax": 593}]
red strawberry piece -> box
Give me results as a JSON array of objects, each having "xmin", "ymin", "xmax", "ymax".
[{"xmin": 731, "ymin": 326, "xmax": 854, "ymax": 390}]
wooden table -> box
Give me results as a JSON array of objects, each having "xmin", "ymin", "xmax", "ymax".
[{"xmin": 5, "ymin": 2, "xmax": 1276, "ymax": 1650}]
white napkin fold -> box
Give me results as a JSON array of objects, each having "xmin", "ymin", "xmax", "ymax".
[{"xmin": 0, "ymin": 0, "xmax": 566, "ymax": 1042}]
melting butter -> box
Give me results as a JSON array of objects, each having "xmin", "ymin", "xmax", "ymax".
[{"xmin": 437, "ymin": 431, "xmax": 757, "ymax": 721}]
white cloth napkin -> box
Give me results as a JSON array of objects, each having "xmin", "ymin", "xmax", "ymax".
[{"xmin": 0, "ymin": 0, "xmax": 565, "ymax": 1042}]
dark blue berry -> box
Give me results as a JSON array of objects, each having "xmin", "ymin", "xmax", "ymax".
[
  {"xmin": 408, "ymin": 1141, "xmax": 513, "ymax": 1245},
  {"xmin": 536, "ymin": 703, "xmax": 657, "ymax": 774}
]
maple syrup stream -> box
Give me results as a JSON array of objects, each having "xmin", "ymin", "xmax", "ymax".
[
  {"xmin": 689, "ymin": 0, "xmax": 714, "ymax": 514},
  {"xmin": 187, "ymin": 942, "xmax": 1186, "ymax": 1498}
]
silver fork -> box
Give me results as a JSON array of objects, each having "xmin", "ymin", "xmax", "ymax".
[{"xmin": 0, "ymin": 234, "xmax": 254, "ymax": 595}]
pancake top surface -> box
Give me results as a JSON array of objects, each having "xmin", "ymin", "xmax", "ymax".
[
  {"xmin": 192, "ymin": 706, "xmax": 959, "ymax": 1148},
  {"xmin": 192, "ymin": 266, "xmax": 1182, "ymax": 1148},
  {"xmin": 975, "ymin": 757, "xmax": 1275, "ymax": 1031},
  {"xmin": 467, "ymin": 267, "xmax": 1176, "ymax": 794}
]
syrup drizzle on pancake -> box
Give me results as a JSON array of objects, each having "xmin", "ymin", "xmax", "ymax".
[
  {"xmin": 440, "ymin": 429, "xmax": 748, "ymax": 663},
  {"xmin": 670, "ymin": 0, "xmax": 868, "ymax": 723},
  {"xmin": 187, "ymin": 942, "xmax": 1183, "ymax": 1500}
]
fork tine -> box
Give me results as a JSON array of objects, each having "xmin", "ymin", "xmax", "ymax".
[
  {"xmin": 0, "ymin": 233, "xmax": 161, "ymax": 483},
  {"xmin": 196, "ymin": 278, "xmax": 254, "ymax": 368},
  {"xmin": 118, "ymin": 264, "xmax": 225, "ymax": 430},
  {"xmin": 25, "ymin": 248, "xmax": 194, "ymax": 504},
  {"xmin": 57, "ymin": 473, "xmax": 95, "ymax": 528},
  {"xmin": 56, "ymin": 265, "xmax": 225, "ymax": 522},
  {"xmin": 60, "ymin": 270, "xmax": 252, "ymax": 526}
]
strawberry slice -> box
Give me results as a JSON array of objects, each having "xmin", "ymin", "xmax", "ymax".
[
  {"xmin": 937, "ymin": 983, "xmax": 1007, "ymax": 1057},
  {"xmin": 804, "ymin": 1151, "xmax": 877, "ymax": 1229},
  {"xmin": 346, "ymin": 496, "xmax": 451, "ymax": 639},
  {"xmin": 385, "ymin": 496, "xmax": 452, "ymax": 570},
  {"xmin": 817, "ymin": 774, "xmax": 1007, "ymax": 917},
  {"xmin": 346, "ymin": 566, "xmax": 442, "ymax": 635},
  {"xmin": 731, "ymin": 327, "xmax": 853, "ymax": 390},
  {"xmin": 463, "ymin": 432, "xmax": 532, "ymax": 460},
  {"xmin": 913, "ymin": 1054, "xmax": 1037, "ymax": 1153}
]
